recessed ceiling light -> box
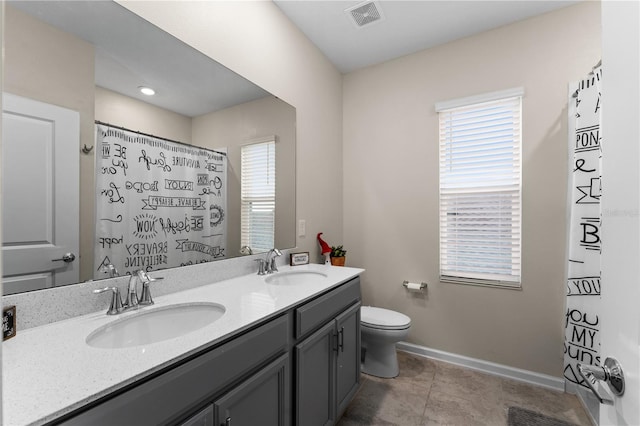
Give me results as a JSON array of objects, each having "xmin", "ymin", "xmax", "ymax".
[{"xmin": 139, "ymin": 86, "xmax": 155, "ymax": 96}]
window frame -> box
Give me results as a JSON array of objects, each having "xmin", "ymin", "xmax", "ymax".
[
  {"xmin": 240, "ymin": 137, "xmax": 276, "ymax": 254},
  {"xmin": 436, "ymin": 88, "xmax": 523, "ymax": 289}
]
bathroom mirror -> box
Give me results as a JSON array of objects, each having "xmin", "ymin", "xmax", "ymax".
[{"xmin": 2, "ymin": 1, "xmax": 296, "ymax": 295}]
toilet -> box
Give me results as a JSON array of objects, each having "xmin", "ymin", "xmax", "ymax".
[{"xmin": 360, "ymin": 306, "xmax": 411, "ymax": 378}]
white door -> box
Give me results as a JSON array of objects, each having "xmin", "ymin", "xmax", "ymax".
[
  {"xmin": 2, "ymin": 94, "xmax": 80, "ymax": 294},
  {"xmin": 599, "ymin": 2, "xmax": 639, "ymax": 425}
]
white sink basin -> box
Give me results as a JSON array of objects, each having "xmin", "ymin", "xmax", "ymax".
[
  {"xmin": 86, "ymin": 302, "xmax": 226, "ymax": 349},
  {"xmin": 264, "ymin": 270, "xmax": 328, "ymax": 285}
]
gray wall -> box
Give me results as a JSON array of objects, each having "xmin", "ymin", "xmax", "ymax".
[
  {"xmin": 121, "ymin": 0, "xmax": 344, "ymax": 260},
  {"xmin": 193, "ymin": 96, "xmax": 296, "ymax": 257},
  {"xmin": 342, "ymin": 2, "xmax": 601, "ymax": 377}
]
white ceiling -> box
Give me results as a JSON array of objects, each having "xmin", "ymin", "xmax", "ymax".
[
  {"xmin": 9, "ymin": 1, "xmax": 581, "ymax": 116},
  {"xmin": 273, "ymin": 0, "xmax": 581, "ymax": 74},
  {"xmin": 8, "ymin": 0, "xmax": 270, "ymax": 117}
]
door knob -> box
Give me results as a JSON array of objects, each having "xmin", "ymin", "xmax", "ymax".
[{"xmin": 52, "ymin": 253, "xmax": 76, "ymax": 263}]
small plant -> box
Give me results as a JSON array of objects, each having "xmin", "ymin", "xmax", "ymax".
[{"xmin": 330, "ymin": 245, "xmax": 347, "ymax": 258}]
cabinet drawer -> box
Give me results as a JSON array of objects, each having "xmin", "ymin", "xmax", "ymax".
[
  {"xmin": 57, "ymin": 315, "xmax": 289, "ymax": 426},
  {"xmin": 295, "ymin": 277, "xmax": 360, "ymax": 339}
]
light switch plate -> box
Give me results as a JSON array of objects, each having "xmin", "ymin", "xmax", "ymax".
[{"xmin": 298, "ymin": 219, "xmax": 306, "ymax": 237}]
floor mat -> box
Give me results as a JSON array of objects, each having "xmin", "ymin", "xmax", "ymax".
[{"xmin": 507, "ymin": 407, "xmax": 578, "ymax": 426}]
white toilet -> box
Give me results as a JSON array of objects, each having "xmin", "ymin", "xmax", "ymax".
[{"xmin": 360, "ymin": 306, "xmax": 411, "ymax": 378}]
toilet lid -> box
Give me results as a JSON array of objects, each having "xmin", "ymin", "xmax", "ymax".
[{"xmin": 361, "ymin": 306, "xmax": 411, "ymax": 330}]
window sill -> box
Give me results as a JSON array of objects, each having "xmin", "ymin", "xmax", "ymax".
[{"xmin": 439, "ymin": 276, "xmax": 522, "ymax": 290}]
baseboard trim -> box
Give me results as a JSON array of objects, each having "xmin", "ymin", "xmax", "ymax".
[
  {"xmin": 397, "ymin": 341, "xmax": 565, "ymax": 392},
  {"xmin": 565, "ymin": 382, "xmax": 599, "ymax": 426}
]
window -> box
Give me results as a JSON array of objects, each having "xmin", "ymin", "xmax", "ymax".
[
  {"xmin": 437, "ymin": 88, "xmax": 523, "ymax": 288},
  {"xmin": 241, "ymin": 139, "xmax": 276, "ymax": 253}
]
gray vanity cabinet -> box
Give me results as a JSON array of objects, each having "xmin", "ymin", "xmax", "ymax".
[
  {"xmin": 179, "ymin": 405, "xmax": 214, "ymax": 426},
  {"xmin": 53, "ymin": 276, "xmax": 361, "ymax": 426},
  {"xmin": 178, "ymin": 354, "xmax": 289, "ymax": 426},
  {"xmin": 56, "ymin": 316, "xmax": 289, "ymax": 426},
  {"xmin": 213, "ymin": 353, "xmax": 290, "ymax": 426},
  {"xmin": 294, "ymin": 279, "xmax": 361, "ymax": 426},
  {"xmin": 334, "ymin": 303, "xmax": 361, "ymax": 416},
  {"xmin": 295, "ymin": 321, "xmax": 337, "ymax": 426}
]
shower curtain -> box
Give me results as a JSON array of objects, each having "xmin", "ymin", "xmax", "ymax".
[
  {"xmin": 564, "ymin": 66, "xmax": 602, "ymax": 390},
  {"xmin": 94, "ymin": 123, "xmax": 228, "ymax": 279}
]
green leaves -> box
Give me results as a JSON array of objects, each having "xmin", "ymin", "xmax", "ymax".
[{"xmin": 330, "ymin": 245, "xmax": 347, "ymax": 257}]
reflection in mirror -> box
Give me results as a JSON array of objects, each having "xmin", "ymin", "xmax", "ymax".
[{"xmin": 2, "ymin": 1, "xmax": 296, "ymax": 295}]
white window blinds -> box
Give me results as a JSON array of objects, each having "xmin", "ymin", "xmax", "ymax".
[
  {"xmin": 241, "ymin": 139, "xmax": 276, "ymax": 253},
  {"xmin": 437, "ymin": 91, "xmax": 522, "ymax": 287}
]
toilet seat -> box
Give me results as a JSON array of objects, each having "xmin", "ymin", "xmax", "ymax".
[{"xmin": 361, "ymin": 306, "xmax": 411, "ymax": 331}]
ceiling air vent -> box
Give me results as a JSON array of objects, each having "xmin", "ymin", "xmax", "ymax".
[{"xmin": 345, "ymin": 1, "xmax": 384, "ymax": 28}]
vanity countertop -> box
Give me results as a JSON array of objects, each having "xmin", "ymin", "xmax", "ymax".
[{"xmin": 3, "ymin": 263, "xmax": 364, "ymax": 426}]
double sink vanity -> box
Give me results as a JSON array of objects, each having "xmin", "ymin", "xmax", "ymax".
[{"xmin": 3, "ymin": 263, "xmax": 364, "ymax": 425}]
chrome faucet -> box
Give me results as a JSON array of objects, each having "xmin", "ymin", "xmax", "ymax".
[
  {"xmin": 265, "ymin": 248, "xmax": 282, "ymax": 274},
  {"xmin": 101, "ymin": 263, "xmax": 119, "ymax": 278},
  {"xmin": 94, "ymin": 269, "xmax": 163, "ymax": 315},
  {"xmin": 125, "ymin": 272, "xmax": 142, "ymax": 309},
  {"xmin": 137, "ymin": 270, "xmax": 163, "ymax": 306},
  {"xmin": 577, "ymin": 357, "xmax": 625, "ymax": 404},
  {"xmin": 128, "ymin": 269, "xmax": 164, "ymax": 308},
  {"xmin": 255, "ymin": 258, "xmax": 267, "ymax": 275},
  {"xmin": 93, "ymin": 286, "xmax": 124, "ymax": 315}
]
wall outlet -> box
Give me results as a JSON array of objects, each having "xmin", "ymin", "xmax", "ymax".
[{"xmin": 298, "ymin": 219, "xmax": 306, "ymax": 237}]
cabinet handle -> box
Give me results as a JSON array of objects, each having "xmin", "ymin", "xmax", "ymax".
[
  {"xmin": 339, "ymin": 327, "xmax": 345, "ymax": 352},
  {"xmin": 225, "ymin": 416, "xmax": 232, "ymax": 426}
]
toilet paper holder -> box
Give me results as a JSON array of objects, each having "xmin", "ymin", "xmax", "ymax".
[{"xmin": 402, "ymin": 281, "xmax": 427, "ymax": 290}]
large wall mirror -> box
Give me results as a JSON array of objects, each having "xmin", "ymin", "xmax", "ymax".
[{"xmin": 2, "ymin": 1, "xmax": 296, "ymax": 295}]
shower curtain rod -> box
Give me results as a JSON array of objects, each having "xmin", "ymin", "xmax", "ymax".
[
  {"xmin": 94, "ymin": 120, "xmax": 227, "ymax": 157},
  {"xmin": 588, "ymin": 59, "xmax": 602, "ymax": 76},
  {"xmin": 571, "ymin": 59, "xmax": 602, "ymax": 98}
]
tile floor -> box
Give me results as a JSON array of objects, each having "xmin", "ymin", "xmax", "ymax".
[{"xmin": 338, "ymin": 351, "xmax": 593, "ymax": 426}]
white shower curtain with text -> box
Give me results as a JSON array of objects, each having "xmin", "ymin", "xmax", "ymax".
[
  {"xmin": 94, "ymin": 123, "xmax": 228, "ymax": 279},
  {"xmin": 564, "ymin": 67, "xmax": 602, "ymax": 389}
]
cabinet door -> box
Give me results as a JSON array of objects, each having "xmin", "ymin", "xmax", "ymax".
[
  {"xmin": 214, "ymin": 354, "xmax": 290, "ymax": 426},
  {"xmin": 335, "ymin": 303, "xmax": 361, "ymax": 417},
  {"xmin": 295, "ymin": 321, "xmax": 336, "ymax": 426}
]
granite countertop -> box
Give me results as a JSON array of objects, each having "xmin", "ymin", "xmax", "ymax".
[{"xmin": 3, "ymin": 263, "xmax": 363, "ymax": 426}]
